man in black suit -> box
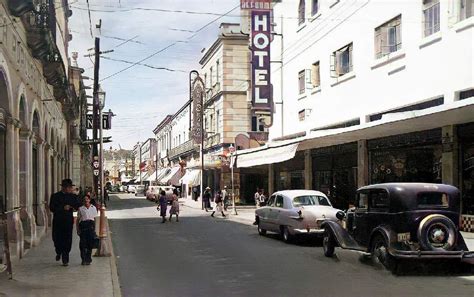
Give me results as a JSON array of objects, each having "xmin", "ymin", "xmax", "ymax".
[{"xmin": 49, "ymin": 179, "xmax": 81, "ymax": 266}]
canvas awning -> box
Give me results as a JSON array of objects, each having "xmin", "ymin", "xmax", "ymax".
[
  {"xmin": 179, "ymin": 169, "xmax": 201, "ymax": 185},
  {"xmin": 159, "ymin": 167, "xmax": 182, "ymax": 185},
  {"xmin": 235, "ymin": 143, "xmax": 299, "ymax": 168}
]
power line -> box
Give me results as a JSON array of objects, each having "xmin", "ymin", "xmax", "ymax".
[{"xmin": 101, "ymin": 56, "xmax": 187, "ymax": 72}]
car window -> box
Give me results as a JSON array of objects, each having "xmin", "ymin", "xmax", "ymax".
[
  {"xmin": 369, "ymin": 190, "xmax": 389, "ymax": 210},
  {"xmin": 275, "ymin": 195, "xmax": 284, "ymax": 208},
  {"xmin": 293, "ymin": 195, "xmax": 331, "ymax": 207},
  {"xmin": 357, "ymin": 192, "xmax": 368, "ymax": 210},
  {"xmin": 267, "ymin": 195, "xmax": 276, "ymax": 207},
  {"xmin": 417, "ymin": 192, "xmax": 449, "ymax": 208}
]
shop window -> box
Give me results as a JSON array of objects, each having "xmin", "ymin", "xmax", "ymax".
[
  {"xmin": 330, "ymin": 43, "xmax": 353, "ymax": 77},
  {"xmin": 312, "ymin": 61, "xmax": 320, "ymax": 88},
  {"xmin": 298, "ymin": 0, "xmax": 306, "ymax": 26},
  {"xmin": 298, "ymin": 70, "xmax": 305, "ymax": 94},
  {"xmin": 423, "ymin": 0, "xmax": 440, "ymax": 37},
  {"xmin": 311, "ymin": 0, "xmax": 319, "ymax": 16},
  {"xmin": 374, "ymin": 15, "xmax": 402, "ymax": 59}
]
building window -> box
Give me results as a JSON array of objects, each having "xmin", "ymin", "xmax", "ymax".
[
  {"xmin": 216, "ymin": 59, "xmax": 220, "ymax": 83},
  {"xmin": 374, "ymin": 15, "xmax": 402, "ymax": 59},
  {"xmin": 460, "ymin": 0, "xmax": 474, "ymax": 21},
  {"xmin": 210, "ymin": 67, "xmax": 213, "ymax": 87},
  {"xmin": 298, "ymin": 110, "xmax": 306, "ymax": 121},
  {"xmin": 423, "ymin": 0, "xmax": 440, "ymax": 37},
  {"xmin": 204, "ymin": 73, "xmax": 207, "ymax": 88},
  {"xmin": 331, "ymin": 43, "xmax": 353, "ymax": 77},
  {"xmin": 298, "ymin": 70, "xmax": 305, "ymax": 94},
  {"xmin": 298, "ymin": 0, "xmax": 305, "ymax": 26},
  {"xmin": 216, "ymin": 110, "xmax": 219, "ymax": 132},
  {"xmin": 312, "ymin": 61, "xmax": 320, "ymax": 88},
  {"xmin": 311, "ymin": 0, "xmax": 319, "ymax": 16}
]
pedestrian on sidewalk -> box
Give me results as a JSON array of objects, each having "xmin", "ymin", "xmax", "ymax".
[
  {"xmin": 76, "ymin": 195, "xmax": 98, "ymax": 265},
  {"xmin": 222, "ymin": 186, "xmax": 229, "ymax": 211},
  {"xmin": 259, "ymin": 189, "xmax": 267, "ymax": 207},
  {"xmin": 203, "ymin": 187, "xmax": 212, "ymax": 211},
  {"xmin": 49, "ymin": 179, "xmax": 82, "ymax": 266},
  {"xmin": 211, "ymin": 190, "xmax": 226, "ymax": 218},
  {"xmin": 169, "ymin": 189, "xmax": 180, "ymax": 222},
  {"xmin": 254, "ymin": 188, "xmax": 260, "ymax": 208},
  {"xmin": 158, "ymin": 190, "xmax": 168, "ymax": 223}
]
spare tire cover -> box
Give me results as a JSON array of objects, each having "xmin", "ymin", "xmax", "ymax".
[{"xmin": 417, "ymin": 214, "xmax": 457, "ymax": 251}]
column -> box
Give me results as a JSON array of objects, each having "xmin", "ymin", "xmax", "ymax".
[
  {"xmin": 441, "ymin": 125, "xmax": 459, "ymax": 187},
  {"xmin": 304, "ymin": 150, "xmax": 312, "ymax": 190},
  {"xmin": 268, "ymin": 163, "xmax": 274, "ymax": 195},
  {"xmin": 357, "ymin": 140, "xmax": 369, "ymax": 187}
]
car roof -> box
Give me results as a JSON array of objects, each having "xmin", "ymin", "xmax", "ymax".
[
  {"xmin": 358, "ymin": 183, "xmax": 458, "ymax": 193},
  {"xmin": 273, "ymin": 190, "xmax": 328, "ymax": 199}
]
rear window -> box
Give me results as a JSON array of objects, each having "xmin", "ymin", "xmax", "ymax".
[
  {"xmin": 293, "ymin": 195, "xmax": 331, "ymax": 207},
  {"xmin": 417, "ymin": 192, "xmax": 449, "ymax": 207}
]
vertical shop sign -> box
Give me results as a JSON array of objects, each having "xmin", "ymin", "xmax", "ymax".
[
  {"xmin": 251, "ymin": 9, "xmax": 272, "ymax": 111},
  {"xmin": 191, "ymin": 76, "xmax": 205, "ymax": 144}
]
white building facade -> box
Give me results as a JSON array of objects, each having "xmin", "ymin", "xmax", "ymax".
[{"xmin": 234, "ymin": 0, "xmax": 474, "ymax": 230}]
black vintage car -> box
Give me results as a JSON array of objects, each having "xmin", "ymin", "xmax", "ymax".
[{"xmin": 322, "ymin": 183, "xmax": 474, "ymax": 271}]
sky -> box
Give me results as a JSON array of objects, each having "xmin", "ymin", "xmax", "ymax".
[{"xmin": 68, "ymin": 0, "xmax": 241, "ymax": 150}]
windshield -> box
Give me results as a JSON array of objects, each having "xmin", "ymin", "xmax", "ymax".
[{"xmin": 293, "ymin": 195, "xmax": 331, "ymax": 207}]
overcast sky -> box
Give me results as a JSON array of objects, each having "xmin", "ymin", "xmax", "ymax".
[{"xmin": 69, "ymin": 0, "xmax": 240, "ymax": 150}]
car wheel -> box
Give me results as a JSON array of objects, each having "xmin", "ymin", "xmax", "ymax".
[
  {"xmin": 417, "ymin": 214, "xmax": 457, "ymax": 252},
  {"xmin": 371, "ymin": 235, "xmax": 397, "ymax": 272},
  {"xmin": 281, "ymin": 226, "xmax": 293, "ymax": 243},
  {"xmin": 323, "ymin": 228, "xmax": 336, "ymax": 257},
  {"xmin": 257, "ymin": 220, "xmax": 267, "ymax": 236}
]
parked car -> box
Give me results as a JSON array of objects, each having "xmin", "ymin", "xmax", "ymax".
[
  {"xmin": 127, "ymin": 185, "xmax": 137, "ymax": 194},
  {"xmin": 135, "ymin": 185, "xmax": 146, "ymax": 196},
  {"xmin": 321, "ymin": 183, "xmax": 474, "ymax": 271},
  {"xmin": 255, "ymin": 190, "xmax": 342, "ymax": 243}
]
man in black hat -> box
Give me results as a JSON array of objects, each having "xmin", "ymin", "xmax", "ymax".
[{"xmin": 49, "ymin": 179, "xmax": 81, "ymax": 266}]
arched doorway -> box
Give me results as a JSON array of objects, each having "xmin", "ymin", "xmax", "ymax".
[{"xmin": 0, "ymin": 70, "xmax": 11, "ymax": 264}]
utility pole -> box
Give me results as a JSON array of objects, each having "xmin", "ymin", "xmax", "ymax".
[{"xmin": 92, "ymin": 37, "xmax": 100, "ymax": 198}]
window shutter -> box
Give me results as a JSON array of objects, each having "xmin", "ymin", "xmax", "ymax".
[
  {"xmin": 336, "ymin": 51, "xmax": 342, "ymax": 76},
  {"xmin": 447, "ymin": 0, "xmax": 459, "ymax": 26},
  {"xmin": 348, "ymin": 45, "xmax": 353, "ymax": 72},
  {"xmin": 312, "ymin": 63, "xmax": 320, "ymax": 87},
  {"xmin": 305, "ymin": 69, "xmax": 312, "ymax": 89},
  {"xmin": 380, "ymin": 26, "xmax": 388, "ymax": 55},
  {"xmin": 395, "ymin": 24, "xmax": 401, "ymax": 50},
  {"xmin": 330, "ymin": 53, "xmax": 336, "ymax": 78},
  {"xmin": 374, "ymin": 29, "xmax": 381, "ymax": 58}
]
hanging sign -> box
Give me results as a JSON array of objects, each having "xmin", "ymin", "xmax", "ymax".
[
  {"xmin": 191, "ymin": 75, "xmax": 205, "ymax": 144},
  {"xmin": 241, "ymin": 0, "xmax": 271, "ymax": 10},
  {"xmin": 86, "ymin": 113, "xmax": 112, "ymax": 130},
  {"xmin": 251, "ymin": 9, "xmax": 273, "ymax": 113}
]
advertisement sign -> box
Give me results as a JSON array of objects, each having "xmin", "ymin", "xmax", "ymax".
[
  {"xmin": 251, "ymin": 10, "xmax": 272, "ymax": 112},
  {"xmin": 241, "ymin": 0, "xmax": 271, "ymax": 10},
  {"xmin": 86, "ymin": 113, "xmax": 112, "ymax": 130},
  {"xmin": 191, "ymin": 76, "xmax": 205, "ymax": 144}
]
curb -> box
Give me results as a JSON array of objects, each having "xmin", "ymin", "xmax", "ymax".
[{"xmin": 107, "ymin": 219, "xmax": 122, "ymax": 297}]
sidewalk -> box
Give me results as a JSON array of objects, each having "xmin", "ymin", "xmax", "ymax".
[{"xmin": 0, "ymin": 228, "xmax": 120, "ymax": 297}]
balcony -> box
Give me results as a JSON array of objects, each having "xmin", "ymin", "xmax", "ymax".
[
  {"xmin": 204, "ymin": 133, "xmax": 221, "ymax": 149},
  {"xmin": 8, "ymin": 0, "xmax": 34, "ymax": 17},
  {"xmin": 168, "ymin": 140, "xmax": 198, "ymax": 160},
  {"xmin": 20, "ymin": 1, "xmax": 68, "ymax": 102}
]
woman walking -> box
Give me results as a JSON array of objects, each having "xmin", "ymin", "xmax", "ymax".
[
  {"xmin": 169, "ymin": 189, "xmax": 180, "ymax": 222},
  {"xmin": 158, "ymin": 190, "xmax": 168, "ymax": 223},
  {"xmin": 76, "ymin": 195, "xmax": 98, "ymax": 265},
  {"xmin": 211, "ymin": 190, "xmax": 226, "ymax": 218}
]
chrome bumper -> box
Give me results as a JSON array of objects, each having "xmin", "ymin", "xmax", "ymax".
[
  {"xmin": 390, "ymin": 249, "xmax": 474, "ymax": 260},
  {"xmin": 293, "ymin": 228, "xmax": 325, "ymax": 234}
]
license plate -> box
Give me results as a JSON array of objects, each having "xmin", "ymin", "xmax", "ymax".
[{"xmin": 397, "ymin": 232, "xmax": 410, "ymax": 242}]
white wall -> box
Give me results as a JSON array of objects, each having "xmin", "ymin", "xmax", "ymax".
[{"xmin": 269, "ymin": 0, "xmax": 474, "ymax": 139}]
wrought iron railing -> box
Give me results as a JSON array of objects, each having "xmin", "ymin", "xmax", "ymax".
[{"xmin": 168, "ymin": 140, "xmax": 197, "ymax": 160}]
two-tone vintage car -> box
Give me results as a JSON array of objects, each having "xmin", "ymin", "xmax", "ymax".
[
  {"xmin": 255, "ymin": 190, "xmax": 342, "ymax": 243},
  {"xmin": 322, "ymin": 183, "xmax": 474, "ymax": 271}
]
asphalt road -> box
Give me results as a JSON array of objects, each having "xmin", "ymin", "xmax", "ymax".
[{"xmin": 108, "ymin": 194, "xmax": 474, "ymax": 297}]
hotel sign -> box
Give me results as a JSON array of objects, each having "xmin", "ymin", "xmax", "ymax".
[
  {"xmin": 191, "ymin": 75, "xmax": 205, "ymax": 144},
  {"xmin": 241, "ymin": 0, "xmax": 271, "ymax": 10},
  {"xmin": 251, "ymin": 9, "xmax": 272, "ymax": 112}
]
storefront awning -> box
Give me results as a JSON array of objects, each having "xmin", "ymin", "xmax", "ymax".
[
  {"xmin": 159, "ymin": 167, "xmax": 183, "ymax": 185},
  {"xmin": 179, "ymin": 169, "xmax": 201, "ymax": 185},
  {"xmin": 236, "ymin": 143, "xmax": 299, "ymax": 168}
]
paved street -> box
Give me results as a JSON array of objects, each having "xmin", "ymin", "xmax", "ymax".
[{"xmin": 108, "ymin": 194, "xmax": 474, "ymax": 297}]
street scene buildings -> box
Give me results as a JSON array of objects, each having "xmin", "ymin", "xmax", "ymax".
[{"xmin": 1, "ymin": 0, "xmax": 474, "ymax": 296}]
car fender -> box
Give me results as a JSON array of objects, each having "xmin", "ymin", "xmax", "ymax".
[
  {"xmin": 368, "ymin": 225, "xmax": 397, "ymax": 253},
  {"xmin": 321, "ymin": 220, "xmax": 363, "ymax": 251}
]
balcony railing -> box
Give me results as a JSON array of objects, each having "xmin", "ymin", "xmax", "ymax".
[
  {"xmin": 168, "ymin": 140, "xmax": 198, "ymax": 160},
  {"xmin": 204, "ymin": 133, "xmax": 221, "ymax": 148}
]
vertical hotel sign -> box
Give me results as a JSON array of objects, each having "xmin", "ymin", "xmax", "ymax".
[
  {"xmin": 245, "ymin": 0, "xmax": 273, "ymax": 114},
  {"xmin": 191, "ymin": 75, "xmax": 205, "ymax": 144}
]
